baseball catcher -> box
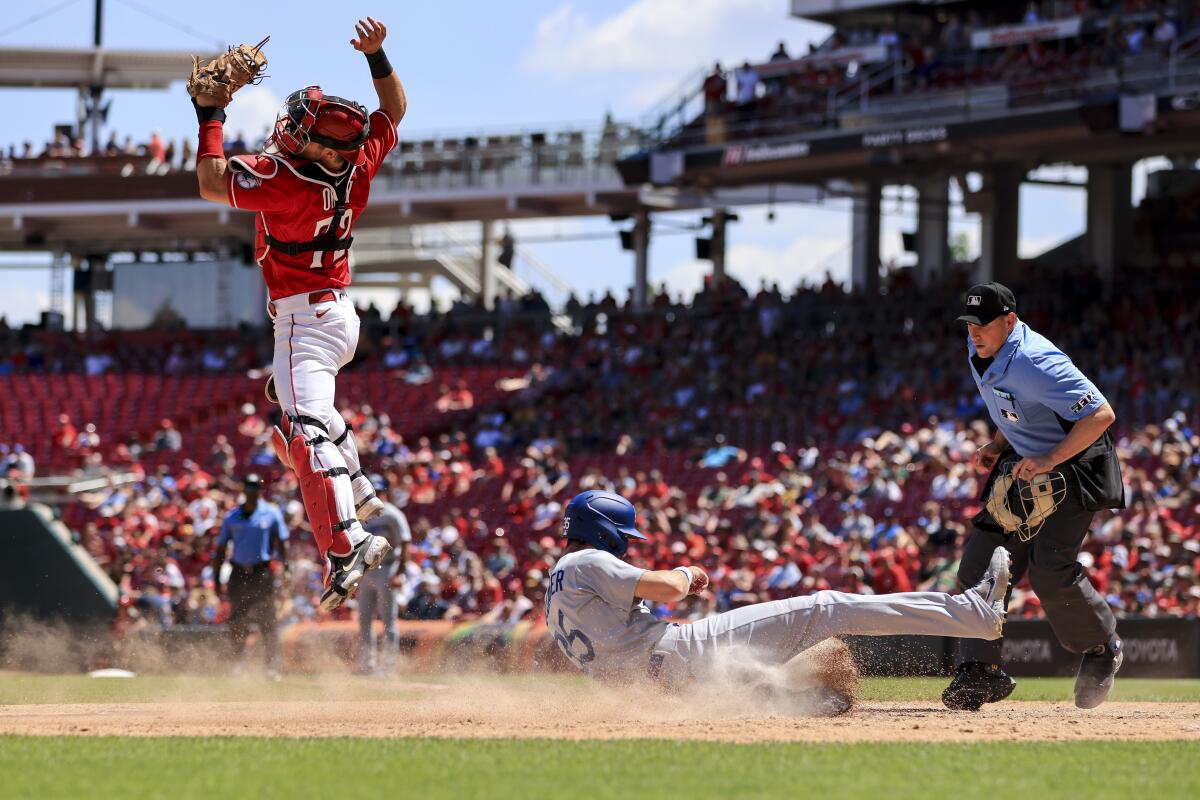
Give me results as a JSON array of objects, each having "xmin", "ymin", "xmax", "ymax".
[
  {"xmin": 545, "ymin": 490, "xmax": 1012, "ymax": 716},
  {"xmin": 193, "ymin": 17, "xmax": 407, "ymax": 611}
]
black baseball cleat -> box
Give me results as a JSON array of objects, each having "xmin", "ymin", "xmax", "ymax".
[
  {"xmin": 942, "ymin": 662, "xmax": 1016, "ymax": 712},
  {"xmin": 801, "ymin": 686, "xmax": 855, "ymax": 717},
  {"xmin": 320, "ymin": 534, "xmax": 391, "ymax": 611},
  {"xmin": 754, "ymin": 684, "xmax": 855, "ymax": 717},
  {"xmin": 1074, "ymin": 639, "xmax": 1123, "ymax": 709}
]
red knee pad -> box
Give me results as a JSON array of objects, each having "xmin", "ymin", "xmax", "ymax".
[{"xmin": 283, "ymin": 421, "xmax": 352, "ymax": 557}]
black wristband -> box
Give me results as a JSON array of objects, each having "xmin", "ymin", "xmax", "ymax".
[
  {"xmin": 192, "ymin": 97, "xmax": 227, "ymax": 125},
  {"xmin": 365, "ymin": 48, "xmax": 393, "ymax": 79}
]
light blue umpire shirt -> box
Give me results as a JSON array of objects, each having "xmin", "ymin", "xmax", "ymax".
[
  {"xmin": 967, "ymin": 321, "xmax": 1106, "ymax": 459},
  {"xmin": 217, "ymin": 502, "xmax": 289, "ymax": 567}
]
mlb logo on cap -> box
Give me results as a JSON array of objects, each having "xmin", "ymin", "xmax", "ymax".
[{"xmin": 957, "ymin": 282, "xmax": 1017, "ymax": 326}]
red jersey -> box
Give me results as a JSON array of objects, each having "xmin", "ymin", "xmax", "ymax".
[{"xmin": 226, "ymin": 108, "xmax": 399, "ymax": 300}]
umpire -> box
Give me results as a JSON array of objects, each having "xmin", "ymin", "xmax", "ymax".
[
  {"xmin": 214, "ymin": 473, "xmax": 289, "ymax": 678},
  {"xmin": 944, "ymin": 283, "xmax": 1124, "ymax": 711}
]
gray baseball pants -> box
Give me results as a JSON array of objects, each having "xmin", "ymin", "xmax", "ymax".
[
  {"xmin": 357, "ymin": 572, "xmax": 397, "ymax": 670},
  {"xmin": 651, "ymin": 588, "xmax": 1001, "ymax": 684}
]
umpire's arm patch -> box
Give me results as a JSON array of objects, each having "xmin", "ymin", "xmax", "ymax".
[{"xmin": 1070, "ymin": 390, "xmax": 1098, "ymax": 415}]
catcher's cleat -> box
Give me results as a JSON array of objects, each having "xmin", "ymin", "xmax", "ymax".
[
  {"xmin": 968, "ymin": 546, "xmax": 1012, "ymax": 638},
  {"xmin": 1074, "ymin": 640, "xmax": 1123, "ymax": 709},
  {"xmin": 942, "ymin": 662, "xmax": 1016, "ymax": 712},
  {"xmin": 355, "ymin": 494, "xmax": 385, "ymax": 522},
  {"xmin": 320, "ymin": 534, "xmax": 391, "ymax": 611}
]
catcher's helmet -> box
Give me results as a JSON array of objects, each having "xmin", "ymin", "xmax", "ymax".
[
  {"xmin": 270, "ymin": 85, "xmax": 370, "ymax": 159},
  {"xmin": 562, "ymin": 490, "xmax": 647, "ymax": 557}
]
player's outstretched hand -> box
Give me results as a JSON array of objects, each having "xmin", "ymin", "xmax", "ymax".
[
  {"xmin": 351, "ymin": 17, "xmax": 387, "ymax": 54},
  {"xmin": 686, "ymin": 566, "xmax": 709, "ymax": 596}
]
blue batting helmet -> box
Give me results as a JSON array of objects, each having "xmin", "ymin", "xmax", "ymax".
[{"xmin": 561, "ymin": 490, "xmax": 647, "ymax": 557}]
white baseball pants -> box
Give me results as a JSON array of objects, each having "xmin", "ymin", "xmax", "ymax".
[{"xmin": 270, "ymin": 289, "xmax": 370, "ymax": 554}]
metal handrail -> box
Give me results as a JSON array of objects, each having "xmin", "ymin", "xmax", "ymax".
[{"xmin": 642, "ymin": 48, "xmax": 1200, "ymax": 154}]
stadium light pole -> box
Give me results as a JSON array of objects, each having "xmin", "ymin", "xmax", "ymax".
[
  {"xmin": 631, "ymin": 209, "xmax": 651, "ymax": 310},
  {"xmin": 88, "ymin": 0, "xmax": 105, "ymax": 154}
]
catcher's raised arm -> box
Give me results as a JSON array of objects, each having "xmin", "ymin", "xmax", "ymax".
[
  {"xmin": 351, "ymin": 16, "xmax": 407, "ymax": 125},
  {"xmin": 192, "ymin": 37, "xmax": 270, "ymax": 205}
]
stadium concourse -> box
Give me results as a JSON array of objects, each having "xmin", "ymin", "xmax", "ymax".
[{"xmin": 1, "ymin": 263, "xmax": 1197, "ymax": 639}]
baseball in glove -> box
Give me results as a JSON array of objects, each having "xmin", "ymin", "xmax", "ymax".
[{"xmin": 187, "ymin": 36, "xmax": 270, "ymax": 106}]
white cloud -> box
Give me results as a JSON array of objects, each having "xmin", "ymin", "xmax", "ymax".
[
  {"xmin": 522, "ymin": 0, "xmax": 829, "ymax": 103},
  {"xmin": 226, "ymin": 86, "xmax": 282, "ymax": 143}
]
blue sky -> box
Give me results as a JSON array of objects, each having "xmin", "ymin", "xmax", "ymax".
[{"xmin": 0, "ymin": 0, "xmax": 1105, "ymax": 325}]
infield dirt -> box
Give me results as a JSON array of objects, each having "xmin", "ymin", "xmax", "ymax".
[{"xmin": 2, "ymin": 690, "xmax": 1198, "ymax": 743}]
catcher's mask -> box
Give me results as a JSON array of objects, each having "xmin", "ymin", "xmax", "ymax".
[
  {"xmin": 270, "ymin": 85, "xmax": 370, "ymax": 159},
  {"xmin": 985, "ymin": 466, "xmax": 1069, "ymax": 542}
]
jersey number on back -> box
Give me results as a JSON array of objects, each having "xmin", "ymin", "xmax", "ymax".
[{"xmin": 554, "ymin": 609, "xmax": 595, "ymax": 667}]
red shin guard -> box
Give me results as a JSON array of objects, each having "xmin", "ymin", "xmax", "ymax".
[{"xmin": 279, "ymin": 416, "xmax": 352, "ymax": 558}]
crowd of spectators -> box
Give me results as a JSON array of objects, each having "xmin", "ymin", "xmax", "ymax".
[
  {"xmin": 52, "ymin": 406, "xmax": 1200, "ymax": 638},
  {"xmin": 4, "ymin": 261, "xmax": 1195, "ymax": 637},
  {"xmin": 687, "ymin": 0, "xmax": 1200, "ymax": 144},
  {"xmin": 1, "ymin": 129, "xmax": 266, "ymax": 176}
]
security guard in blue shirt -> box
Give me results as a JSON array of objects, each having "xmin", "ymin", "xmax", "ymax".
[
  {"xmin": 943, "ymin": 283, "xmax": 1125, "ymax": 712},
  {"xmin": 214, "ymin": 473, "xmax": 289, "ymax": 677}
]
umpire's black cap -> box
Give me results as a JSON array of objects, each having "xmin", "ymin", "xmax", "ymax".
[
  {"xmin": 242, "ymin": 473, "xmax": 263, "ymax": 489},
  {"xmin": 957, "ymin": 282, "xmax": 1017, "ymax": 325}
]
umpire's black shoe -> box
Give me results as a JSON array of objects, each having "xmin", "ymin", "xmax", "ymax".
[
  {"xmin": 1074, "ymin": 639, "xmax": 1123, "ymax": 709},
  {"xmin": 941, "ymin": 662, "xmax": 1016, "ymax": 711}
]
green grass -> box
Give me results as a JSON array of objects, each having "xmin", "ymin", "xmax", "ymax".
[
  {"xmin": 0, "ymin": 736, "xmax": 1197, "ymax": 800},
  {"xmin": 1, "ymin": 672, "xmax": 1196, "ymax": 705},
  {"xmin": 860, "ymin": 676, "xmax": 1200, "ymax": 703}
]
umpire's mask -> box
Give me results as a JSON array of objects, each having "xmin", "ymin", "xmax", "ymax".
[{"xmin": 986, "ymin": 466, "xmax": 1069, "ymax": 542}]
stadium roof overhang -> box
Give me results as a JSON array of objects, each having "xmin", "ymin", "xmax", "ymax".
[
  {"xmin": 790, "ymin": 0, "xmax": 971, "ymax": 25},
  {"xmin": 0, "ymin": 179, "xmax": 646, "ymax": 253},
  {"xmin": 0, "ymin": 46, "xmax": 193, "ymax": 89},
  {"xmin": 621, "ymin": 99, "xmax": 1200, "ymax": 192}
]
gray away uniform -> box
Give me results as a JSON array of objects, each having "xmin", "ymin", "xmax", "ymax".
[
  {"xmin": 357, "ymin": 502, "xmax": 411, "ymax": 670},
  {"xmin": 544, "ymin": 548, "xmax": 1003, "ymax": 685}
]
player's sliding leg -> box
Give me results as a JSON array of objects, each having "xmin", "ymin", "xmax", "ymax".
[{"xmin": 663, "ymin": 547, "xmax": 1011, "ymax": 671}]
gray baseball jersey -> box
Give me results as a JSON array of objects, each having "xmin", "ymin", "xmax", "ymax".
[
  {"xmin": 544, "ymin": 549, "xmax": 670, "ymax": 680},
  {"xmin": 546, "ymin": 547, "xmax": 1006, "ymax": 686}
]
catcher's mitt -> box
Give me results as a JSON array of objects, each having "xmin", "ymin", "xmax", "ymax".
[{"xmin": 187, "ymin": 36, "xmax": 270, "ymax": 106}]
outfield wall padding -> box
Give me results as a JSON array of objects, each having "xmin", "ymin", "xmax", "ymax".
[
  {"xmin": 0, "ymin": 506, "xmax": 118, "ymax": 629},
  {"xmin": 136, "ymin": 616, "xmax": 1200, "ymax": 678}
]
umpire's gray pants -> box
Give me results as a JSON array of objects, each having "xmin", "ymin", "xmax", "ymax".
[
  {"xmin": 357, "ymin": 573, "xmax": 397, "ymax": 670},
  {"xmin": 652, "ymin": 588, "xmax": 1001, "ymax": 685}
]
